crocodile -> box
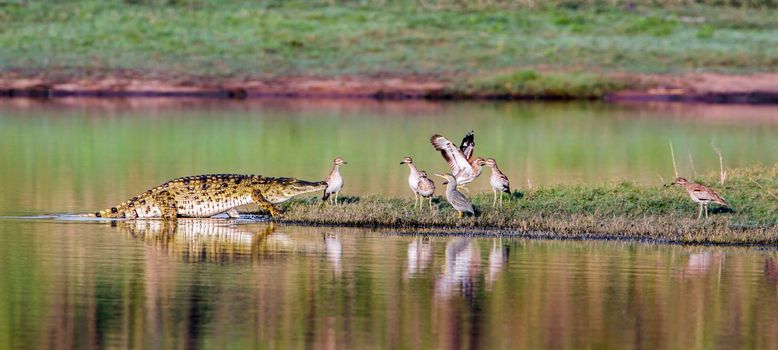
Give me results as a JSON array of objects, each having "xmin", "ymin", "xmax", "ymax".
[{"xmin": 94, "ymin": 174, "xmax": 326, "ymax": 219}]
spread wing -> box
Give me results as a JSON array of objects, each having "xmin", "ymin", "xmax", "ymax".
[
  {"xmin": 459, "ymin": 130, "xmax": 475, "ymax": 160},
  {"xmin": 431, "ymin": 134, "xmax": 473, "ymax": 178}
]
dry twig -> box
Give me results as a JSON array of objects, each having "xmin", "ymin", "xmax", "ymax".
[
  {"xmin": 712, "ymin": 143, "xmax": 727, "ymax": 185},
  {"xmin": 669, "ymin": 140, "xmax": 679, "ymax": 178}
]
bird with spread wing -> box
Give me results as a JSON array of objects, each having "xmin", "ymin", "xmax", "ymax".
[{"xmin": 430, "ymin": 131, "xmax": 486, "ymax": 188}]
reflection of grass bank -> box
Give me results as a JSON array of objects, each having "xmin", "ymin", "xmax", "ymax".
[
  {"xmin": 2, "ymin": 1, "xmax": 778, "ymax": 98},
  {"xmin": 279, "ymin": 166, "xmax": 778, "ymax": 244}
]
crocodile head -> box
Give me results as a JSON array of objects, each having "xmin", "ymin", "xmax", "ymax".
[{"xmin": 264, "ymin": 177, "xmax": 328, "ymax": 203}]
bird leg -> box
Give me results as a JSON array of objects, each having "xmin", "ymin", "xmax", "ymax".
[
  {"xmin": 492, "ymin": 189, "xmax": 497, "ymax": 208},
  {"xmin": 704, "ymin": 204, "xmax": 709, "ymax": 218},
  {"xmin": 414, "ymin": 192, "xmax": 419, "ymax": 210},
  {"xmin": 429, "ymin": 197, "xmax": 433, "ymax": 211},
  {"xmin": 499, "ymin": 192, "xmax": 504, "ymax": 208},
  {"xmin": 697, "ymin": 204, "xmax": 703, "ymax": 220}
]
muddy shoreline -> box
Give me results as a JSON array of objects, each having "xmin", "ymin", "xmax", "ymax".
[
  {"xmin": 3, "ymin": 73, "xmax": 778, "ymax": 104},
  {"xmin": 277, "ymin": 220, "xmax": 778, "ymax": 247}
]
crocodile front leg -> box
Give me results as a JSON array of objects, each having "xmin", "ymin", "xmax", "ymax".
[{"xmin": 252, "ymin": 190, "xmax": 283, "ymax": 217}]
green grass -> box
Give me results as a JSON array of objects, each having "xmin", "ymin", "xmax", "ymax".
[
  {"xmin": 277, "ymin": 166, "xmax": 778, "ymax": 244},
  {"xmin": 1, "ymin": 0, "xmax": 778, "ymax": 97}
]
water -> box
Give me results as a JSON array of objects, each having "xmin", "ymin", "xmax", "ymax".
[
  {"xmin": 2, "ymin": 99, "xmax": 778, "ymax": 215},
  {"xmin": 2, "ymin": 99, "xmax": 778, "ymax": 349},
  {"xmin": 2, "ymin": 218, "xmax": 778, "ymax": 349}
]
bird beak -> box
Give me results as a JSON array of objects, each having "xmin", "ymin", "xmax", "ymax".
[
  {"xmin": 399, "ymin": 162, "xmax": 405, "ymax": 165},
  {"xmin": 433, "ymin": 173, "xmax": 448, "ymax": 184},
  {"xmin": 342, "ymin": 161, "xmax": 348, "ymax": 164}
]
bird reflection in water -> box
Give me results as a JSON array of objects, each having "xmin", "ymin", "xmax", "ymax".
[
  {"xmin": 323, "ymin": 232, "xmax": 342, "ymax": 276},
  {"xmin": 406, "ymin": 236, "xmax": 433, "ymax": 278},
  {"xmin": 435, "ymin": 239, "xmax": 481, "ymax": 298},
  {"xmin": 486, "ymin": 238, "xmax": 509, "ymax": 291},
  {"xmin": 680, "ymin": 251, "xmax": 724, "ymax": 278},
  {"xmin": 764, "ymin": 255, "xmax": 778, "ymax": 294}
]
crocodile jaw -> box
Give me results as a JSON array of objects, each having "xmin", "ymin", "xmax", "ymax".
[{"xmin": 267, "ymin": 180, "xmax": 328, "ymax": 204}]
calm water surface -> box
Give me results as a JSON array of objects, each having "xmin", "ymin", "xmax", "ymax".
[
  {"xmin": 2, "ymin": 219, "xmax": 778, "ymax": 349},
  {"xmin": 1, "ymin": 99, "xmax": 778, "ymax": 349}
]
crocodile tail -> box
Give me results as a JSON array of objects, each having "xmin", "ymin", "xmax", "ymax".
[
  {"xmin": 94, "ymin": 199, "xmax": 136, "ymax": 218},
  {"xmin": 94, "ymin": 204, "xmax": 123, "ymax": 218}
]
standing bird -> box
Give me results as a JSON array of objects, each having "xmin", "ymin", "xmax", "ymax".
[
  {"xmin": 416, "ymin": 171, "xmax": 436, "ymax": 211},
  {"xmin": 671, "ymin": 177, "xmax": 730, "ymax": 219},
  {"xmin": 485, "ymin": 158, "xmax": 510, "ymax": 208},
  {"xmin": 434, "ymin": 173, "xmax": 475, "ymax": 221},
  {"xmin": 430, "ymin": 131, "xmax": 486, "ymax": 188},
  {"xmin": 400, "ymin": 156, "xmax": 422, "ymax": 208},
  {"xmin": 323, "ymin": 157, "xmax": 347, "ymax": 205}
]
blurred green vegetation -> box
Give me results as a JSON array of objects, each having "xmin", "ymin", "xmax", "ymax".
[{"xmin": 1, "ymin": 0, "xmax": 777, "ymax": 89}]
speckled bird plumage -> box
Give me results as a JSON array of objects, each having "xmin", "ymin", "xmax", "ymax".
[
  {"xmin": 95, "ymin": 174, "xmax": 327, "ymax": 219},
  {"xmin": 416, "ymin": 171, "xmax": 436, "ymax": 211},
  {"xmin": 323, "ymin": 157, "xmax": 347, "ymax": 204},
  {"xmin": 485, "ymin": 158, "xmax": 510, "ymax": 208},
  {"xmin": 672, "ymin": 177, "xmax": 730, "ymax": 219}
]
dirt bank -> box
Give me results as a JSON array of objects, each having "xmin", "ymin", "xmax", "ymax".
[
  {"xmin": 2, "ymin": 72, "xmax": 778, "ymax": 103},
  {"xmin": 609, "ymin": 72, "xmax": 778, "ymax": 104}
]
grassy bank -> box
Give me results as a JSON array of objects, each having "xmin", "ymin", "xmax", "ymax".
[
  {"xmin": 277, "ymin": 166, "xmax": 778, "ymax": 244},
  {"xmin": 2, "ymin": 1, "xmax": 778, "ymax": 97}
]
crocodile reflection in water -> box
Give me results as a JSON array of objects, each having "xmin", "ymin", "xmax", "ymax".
[
  {"xmin": 117, "ymin": 220, "xmax": 276, "ymax": 262},
  {"xmin": 115, "ymin": 220, "xmax": 344, "ymax": 264}
]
